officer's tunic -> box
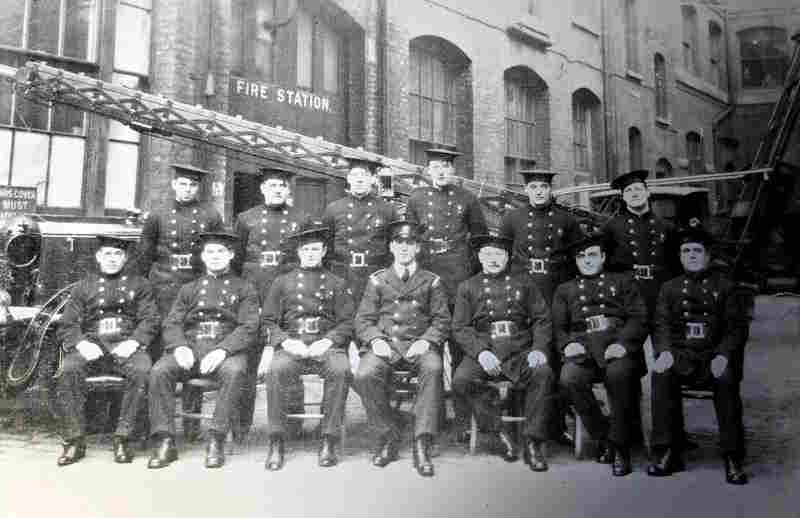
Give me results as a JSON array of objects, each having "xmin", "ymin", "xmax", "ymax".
[
  {"xmin": 552, "ymin": 271, "xmax": 648, "ymax": 447},
  {"xmin": 602, "ymin": 210, "xmax": 678, "ymax": 320},
  {"xmin": 322, "ymin": 193, "xmax": 397, "ymax": 302},
  {"xmin": 261, "ymin": 266, "xmax": 355, "ymax": 438},
  {"xmin": 650, "ymin": 270, "xmax": 750, "ymax": 456},
  {"xmin": 500, "ymin": 202, "xmax": 583, "ymax": 302},
  {"xmin": 56, "ymin": 273, "xmax": 160, "ymax": 440},
  {"xmin": 233, "ymin": 203, "xmax": 304, "ymax": 298},
  {"xmin": 353, "ymin": 266, "xmax": 451, "ymax": 438},
  {"xmin": 405, "ymin": 184, "xmax": 487, "ymax": 303},
  {"xmin": 451, "ymin": 271, "xmax": 557, "ymax": 439},
  {"xmin": 149, "ymin": 270, "xmax": 259, "ymax": 437},
  {"xmin": 138, "ymin": 199, "xmax": 223, "ymax": 316}
]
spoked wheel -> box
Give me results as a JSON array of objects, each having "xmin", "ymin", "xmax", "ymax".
[{"xmin": 6, "ymin": 283, "xmax": 75, "ymax": 390}]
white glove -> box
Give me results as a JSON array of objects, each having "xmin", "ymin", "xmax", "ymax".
[
  {"xmin": 477, "ymin": 350, "xmax": 502, "ymax": 376},
  {"xmin": 653, "ymin": 351, "xmax": 674, "ymax": 373},
  {"xmin": 564, "ymin": 342, "xmax": 586, "ymax": 358},
  {"xmin": 711, "ymin": 355, "xmax": 728, "ymax": 378},
  {"xmin": 405, "ymin": 339, "xmax": 430, "ymax": 359},
  {"xmin": 173, "ymin": 346, "xmax": 196, "ymax": 370},
  {"xmin": 604, "ymin": 343, "xmax": 627, "ymax": 360},
  {"xmin": 308, "ymin": 338, "xmax": 334, "ymax": 358},
  {"xmin": 371, "ymin": 339, "xmax": 393, "ymax": 359},
  {"xmin": 111, "ymin": 339, "xmax": 140, "ymax": 359},
  {"xmin": 199, "ymin": 348, "xmax": 227, "ymax": 375},
  {"xmin": 282, "ymin": 338, "xmax": 309, "ymax": 358},
  {"xmin": 76, "ymin": 340, "xmax": 103, "ymax": 362},
  {"xmin": 527, "ymin": 350, "xmax": 548, "ymax": 368}
]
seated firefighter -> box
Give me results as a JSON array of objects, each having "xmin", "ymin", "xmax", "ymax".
[
  {"xmin": 648, "ymin": 227, "xmax": 750, "ymax": 485},
  {"xmin": 552, "ymin": 233, "xmax": 648, "ymax": 477},
  {"xmin": 451, "ymin": 229, "xmax": 558, "ymax": 471},
  {"xmin": 55, "ymin": 234, "xmax": 160, "ymax": 466},
  {"xmin": 148, "ymin": 231, "xmax": 259, "ymax": 470},
  {"xmin": 353, "ymin": 217, "xmax": 451, "ymax": 477},
  {"xmin": 259, "ymin": 219, "xmax": 355, "ymax": 471}
]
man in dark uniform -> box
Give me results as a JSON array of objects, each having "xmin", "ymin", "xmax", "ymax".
[
  {"xmin": 147, "ymin": 231, "xmax": 259, "ymax": 469},
  {"xmin": 602, "ymin": 169, "xmax": 679, "ymax": 321},
  {"xmin": 353, "ymin": 218, "xmax": 451, "ymax": 477},
  {"xmin": 553, "ymin": 233, "xmax": 648, "ymax": 476},
  {"xmin": 405, "ymin": 147, "xmax": 487, "ymax": 434},
  {"xmin": 233, "ymin": 166, "xmax": 304, "ymax": 438},
  {"xmin": 259, "ymin": 219, "xmax": 355, "ymax": 470},
  {"xmin": 138, "ymin": 164, "xmax": 223, "ymax": 324},
  {"xmin": 500, "ymin": 170, "xmax": 583, "ymax": 302},
  {"xmin": 322, "ymin": 156, "xmax": 398, "ymax": 303},
  {"xmin": 451, "ymin": 229, "xmax": 557, "ymax": 471},
  {"xmin": 55, "ymin": 235, "xmax": 160, "ymax": 466},
  {"xmin": 647, "ymin": 227, "xmax": 750, "ymax": 485}
]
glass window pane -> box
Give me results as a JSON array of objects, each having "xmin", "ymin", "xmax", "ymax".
[
  {"xmin": 64, "ymin": 0, "xmax": 96, "ymax": 60},
  {"xmin": 322, "ymin": 25, "xmax": 339, "ymax": 93},
  {"xmin": 28, "ymin": 0, "xmax": 60, "ymax": 55},
  {"xmin": 421, "ymin": 54, "xmax": 434, "ymax": 98},
  {"xmin": 0, "ymin": 2, "xmax": 25, "ymax": 47},
  {"xmin": 0, "ymin": 77, "xmax": 12, "ymax": 125},
  {"xmin": 14, "ymin": 96, "xmax": 49, "ymax": 131},
  {"xmin": 105, "ymin": 141, "xmax": 139, "ymax": 209},
  {"xmin": 11, "ymin": 131, "xmax": 50, "ymax": 205},
  {"xmin": 52, "ymin": 104, "xmax": 84, "ymax": 134},
  {"xmin": 420, "ymin": 98, "xmax": 433, "ymax": 142},
  {"xmin": 408, "ymin": 95, "xmax": 419, "ymax": 139},
  {"xmin": 0, "ymin": 129, "xmax": 11, "ymax": 183},
  {"xmin": 296, "ymin": 10, "xmax": 312, "ymax": 88},
  {"xmin": 433, "ymin": 101, "xmax": 445, "ymax": 144},
  {"xmin": 409, "ymin": 50, "xmax": 419, "ymax": 95},
  {"xmin": 47, "ymin": 135, "xmax": 85, "ymax": 207},
  {"xmin": 114, "ymin": 3, "xmax": 151, "ymax": 75}
]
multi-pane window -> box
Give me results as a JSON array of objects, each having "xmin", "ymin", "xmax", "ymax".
[
  {"xmin": 654, "ymin": 53, "xmax": 668, "ymax": 119},
  {"xmin": 572, "ymin": 88, "xmax": 601, "ymax": 179},
  {"xmin": 409, "ymin": 46, "xmax": 457, "ymax": 150},
  {"xmin": 740, "ymin": 27, "xmax": 789, "ymax": 89},
  {"xmin": 504, "ymin": 67, "xmax": 549, "ymax": 183},
  {"xmin": 573, "ymin": 102, "xmax": 589, "ymax": 171},
  {"xmin": 629, "ymin": 127, "xmax": 643, "ymax": 171},
  {"xmin": 709, "ymin": 22, "xmax": 724, "ymax": 89},
  {"xmin": 624, "ymin": 0, "xmax": 639, "ymax": 72},
  {"xmin": 686, "ymin": 132, "xmax": 704, "ymax": 174},
  {"xmin": 682, "ymin": 5, "xmax": 699, "ymax": 76},
  {"xmin": 296, "ymin": 11, "xmax": 341, "ymax": 93}
]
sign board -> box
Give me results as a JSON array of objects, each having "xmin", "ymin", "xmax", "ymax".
[
  {"xmin": 0, "ymin": 186, "xmax": 37, "ymax": 226},
  {"xmin": 230, "ymin": 76, "xmax": 336, "ymax": 114}
]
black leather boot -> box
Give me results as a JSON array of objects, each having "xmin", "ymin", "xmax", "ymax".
[
  {"xmin": 372, "ymin": 436, "xmax": 399, "ymax": 467},
  {"xmin": 57, "ymin": 437, "xmax": 86, "ymax": 467},
  {"xmin": 318, "ymin": 435, "xmax": 338, "ymax": 468},
  {"xmin": 596, "ymin": 439, "xmax": 614, "ymax": 464},
  {"xmin": 495, "ymin": 430, "xmax": 519, "ymax": 462},
  {"xmin": 647, "ymin": 447, "xmax": 685, "ymax": 477},
  {"xmin": 205, "ymin": 434, "xmax": 225, "ymax": 469},
  {"xmin": 523, "ymin": 439, "xmax": 548, "ymax": 472},
  {"xmin": 147, "ymin": 435, "xmax": 178, "ymax": 469},
  {"xmin": 265, "ymin": 435, "xmax": 285, "ymax": 471},
  {"xmin": 413, "ymin": 435, "xmax": 435, "ymax": 477},
  {"xmin": 724, "ymin": 455, "xmax": 748, "ymax": 485},
  {"xmin": 612, "ymin": 444, "xmax": 632, "ymax": 476},
  {"xmin": 112, "ymin": 436, "xmax": 133, "ymax": 464}
]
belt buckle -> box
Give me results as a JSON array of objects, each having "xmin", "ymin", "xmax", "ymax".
[
  {"xmin": 491, "ymin": 321, "xmax": 512, "ymax": 338},
  {"xmin": 634, "ymin": 264, "xmax": 653, "ymax": 280},
  {"xmin": 300, "ymin": 317, "xmax": 320, "ymax": 334},
  {"xmin": 98, "ymin": 317, "xmax": 121, "ymax": 336},
  {"xmin": 586, "ymin": 315, "xmax": 609, "ymax": 333},
  {"xmin": 170, "ymin": 254, "xmax": 192, "ymax": 270},
  {"xmin": 197, "ymin": 321, "xmax": 220, "ymax": 339},
  {"xmin": 429, "ymin": 238, "xmax": 449, "ymax": 255},
  {"xmin": 686, "ymin": 322, "xmax": 706, "ymax": 339},
  {"xmin": 350, "ymin": 252, "xmax": 366, "ymax": 267},
  {"xmin": 529, "ymin": 258, "xmax": 547, "ymax": 274},
  {"xmin": 260, "ymin": 250, "xmax": 280, "ymax": 267}
]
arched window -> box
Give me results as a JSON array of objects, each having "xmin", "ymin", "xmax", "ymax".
[
  {"xmin": 654, "ymin": 53, "xmax": 668, "ymax": 119},
  {"xmin": 504, "ymin": 66, "xmax": 549, "ymax": 183},
  {"xmin": 739, "ymin": 27, "xmax": 789, "ymax": 88},
  {"xmin": 629, "ymin": 127, "xmax": 643, "ymax": 171},
  {"xmin": 624, "ymin": 0, "xmax": 639, "ymax": 72},
  {"xmin": 709, "ymin": 21, "xmax": 725, "ymax": 88},
  {"xmin": 655, "ymin": 158, "xmax": 673, "ymax": 179},
  {"xmin": 572, "ymin": 88, "xmax": 602, "ymax": 179},
  {"xmin": 686, "ymin": 131, "xmax": 704, "ymax": 175},
  {"xmin": 681, "ymin": 5, "xmax": 699, "ymax": 76}
]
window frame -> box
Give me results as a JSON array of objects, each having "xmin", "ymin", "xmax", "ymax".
[
  {"xmin": 654, "ymin": 53, "xmax": 668, "ymax": 119},
  {"xmin": 408, "ymin": 45, "xmax": 458, "ymax": 150},
  {"xmin": 624, "ymin": 0, "xmax": 640, "ymax": 72},
  {"xmin": 628, "ymin": 126, "xmax": 643, "ymax": 171},
  {"xmin": 739, "ymin": 26, "xmax": 789, "ymax": 89}
]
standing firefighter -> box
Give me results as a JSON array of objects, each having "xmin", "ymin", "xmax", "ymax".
[
  {"xmin": 322, "ymin": 156, "xmax": 398, "ymax": 302},
  {"xmin": 147, "ymin": 231, "xmax": 259, "ymax": 470},
  {"xmin": 353, "ymin": 218, "xmax": 451, "ymax": 477},
  {"xmin": 259, "ymin": 219, "xmax": 355, "ymax": 471},
  {"xmin": 55, "ymin": 235, "xmax": 160, "ymax": 466},
  {"xmin": 451, "ymin": 229, "xmax": 557, "ymax": 471},
  {"xmin": 648, "ymin": 227, "xmax": 750, "ymax": 485}
]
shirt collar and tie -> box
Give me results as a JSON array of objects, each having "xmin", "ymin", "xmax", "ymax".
[{"xmin": 394, "ymin": 262, "xmax": 417, "ymax": 282}]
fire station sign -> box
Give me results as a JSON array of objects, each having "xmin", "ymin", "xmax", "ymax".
[
  {"xmin": 230, "ymin": 76, "xmax": 334, "ymax": 113},
  {"xmin": 0, "ymin": 186, "xmax": 36, "ymax": 227}
]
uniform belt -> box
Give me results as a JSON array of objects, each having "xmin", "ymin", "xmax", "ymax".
[
  {"xmin": 489, "ymin": 320, "xmax": 519, "ymax": 338},
  {"xmin": 529, "ymin": 257, "xmax": 549, "ymax": 275},
  {"xmin": 260, "ymin": 250, "xmax": 281, "ymax": 267},
  {"xmin": 633, "ymin": 264, "xmax": 656, "ymax": 280},
  {"xmin": 97, "ymin": 316, "xmax": 123, "ymax": 337},
  {"xmin": 572, "ymin": 315, "xmax": 622, "ymax": 333},
  {"xmin": 293, "ymin": 316, "xmax": 322, "ymax": 335},
  {"xmin": 685, "ymin": 322, "xmax": 707, "ymax": 339},
  {"xmin": 427, "ymin": 238, "xmax": 457, "ymax": 255},
  {"xmin": 197, "ymin": 320, "xmax": 221, "ymax": 339},
  {"xmin": 169, "ymin": 254, "xmax": 193, "ymax": 270},
  {"xmin": 349, "ymin": 251, "xmax": 369, "ymax": 267}
]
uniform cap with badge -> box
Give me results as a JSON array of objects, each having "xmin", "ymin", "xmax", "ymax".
[
  {"xmin": 96, "ymin": 234, "xmax": 137, "ymax": 251},
  {"xmin": 257, "ymin": 166, "xmax": 296, "ymax": 183},
  {"xmin": 385, "ymin": 217, "xmax": 423, "ymax": 243},
  {"xmin": 610, "ymin": 169, "xmax": 649, "ymax": 191},
  {"xmin": 424, "ymin": 148, "xmax": 461, "ymax": 164},
  {"xmin": 518, "ymin": 169, "xmax": 559, "ymax": 185},
  {"xmin": 676, "ymin": 225, "xmax": 714, "ymax": 248},
  {"xmin": 470, "ymin": 228, "xmax": 514, "ymax": 253},
  {"xmin": 197, "ymin": 230, "xmax": 241, "ymax": 249},
  {"xmin": 287, "ymin": 218, "xmax": 331, "ymax": 246},
  {"xmin": 563, "ymin": 231, "xmax": 611, "ymax": 257},
  {"xmin": 345, "ymin": 155, "xmax": 382, "ymax": 174},
  {"xmin": 171, "ymin": 163, "xmax": 212, "ymax": 182}
]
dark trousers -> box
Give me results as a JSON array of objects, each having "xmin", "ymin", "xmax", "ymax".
[
  {"xmin": 55, "ymin": 349, "xmax": 151, "ymax": 441},
  {"xmin": 148, "ymin": 353, "xmax": 247, "ymax": 437},
  {"xmin": 265, "ymin": 349, "xmax": 352, "ymax": 439},
  {"xmin": 353, "ymin": 350, "xmax": 443, "ymax": 439},
  {"xmin": 651, "ymin": 366, "xmax": 745, "ymax": 457},
  {"xmin": 559, "ymin": 356, "xmax": 639, "ymax": 447},
  {"xmin": 452, "ymin": 356, "xmax": 557, "ymax": 440}
]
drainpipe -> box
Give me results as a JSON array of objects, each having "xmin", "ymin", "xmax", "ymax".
[{"xmin": 600, "ymin": 0, "xmax": 612, "ymax": 182}]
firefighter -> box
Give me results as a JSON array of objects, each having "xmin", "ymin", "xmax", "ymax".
[
  {"xmin": 353, "ymin": 217, "xmax": 451, "ymax": 477},
  {"xmin": 147, "ymin": 231, "xmax": 259, "ymax": 470},
  {"xmin": 259, "ymin": 219, "xmax": 355, "ymax": 471},
  {"xmin": 322, "ymin": 156, "xmax": 398, "ymax": 303},
  {"xmin": 55, "ymin": 235, "xmax": 160, "ymax": 466},
  {"xmin": 648, "ymin": 227, "xmax": 750, "ymax": 485},
  {"xmin": 451, "ymin": 229, "xmax": 557, "ymax": 471},
  {"xmin": 233, "ymin": 166, "xmax": 305, "ymax": 439},
  {"xmin": 553, "ymin": 233, "xmax": 648, "ymax": 476}
]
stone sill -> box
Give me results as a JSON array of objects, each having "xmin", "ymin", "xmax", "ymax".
[
  {"xmin": 625, "ymin": 69, "xmax": 644, "ymax": 83},
  {"xmin": 507, "ymin": 21, "xmax": 553, "ymax": 48},
  {"xmin": 655, "ymin": 116, "xmax": 671, "ymax": 127}
]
